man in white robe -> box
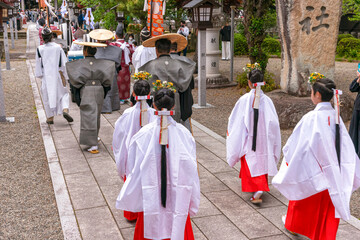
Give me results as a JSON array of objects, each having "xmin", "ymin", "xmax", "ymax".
[
  {"xmin": 35, "ymin": 27, "xmax": 73, "ymax": 124},
  {"xmin": 272, "ymin": 78, "xmax": 360, "ymax": 239},
  {"xmin": 132, "ymin": 28, "xmax": 157, "ymax": 73},
  {"xmin": 227, "ymin": 69, "xmax": 281, "ymax": 203}
]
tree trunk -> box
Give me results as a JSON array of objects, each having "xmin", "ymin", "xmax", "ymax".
[{"xmin": 243, "ymin": 0, "xmax": 273, "ymax": 70}]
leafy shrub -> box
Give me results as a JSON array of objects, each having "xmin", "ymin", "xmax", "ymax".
[
  {"xmin": 234, "ymin": 33, "xmax": 248, "ymax": 55},
  {"xmin": 337, "ymin": 34, "xmax": 354, "ymax": 44},
  {"xmin": 336, "ymin": 38, "xmax": 360, "ymax": 57},
  {"xmin": 236, "ymin": 71, "xmax": 279, "ymax": 92},
  {"xmin": 261, "ymin": 38, "xmax": 281, "ymax": 55}
]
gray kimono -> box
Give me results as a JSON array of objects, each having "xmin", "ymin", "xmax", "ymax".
[
  {"xmin": 66, "ymin": 57, "xmax": 114, "ymax": 146},
  {"xmin": 95, "ymin": 45, "xmax": 122, "ymax": 113},
  {"xmin": 139, "ymin": 55, "xmax": 195, "ymax": 123}
]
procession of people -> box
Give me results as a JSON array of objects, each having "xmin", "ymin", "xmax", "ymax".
[{"xmin": 30, "ymin": 3, "xmax": 360, "ymax": 240}]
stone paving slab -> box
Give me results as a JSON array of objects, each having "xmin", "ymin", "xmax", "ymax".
[{"xmin": 26, "ymin": 23, "xmax": 360, "ymax": 239}]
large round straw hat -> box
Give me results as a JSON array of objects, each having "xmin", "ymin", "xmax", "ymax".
[
  {"xmin": 89, "ymin": 29, "xmax": 114, "ymax": 41},
  {"xmin": 52, "ymin": 30, "xmax": 63, "ymax": 36},
  {"xmin": 74, "ymin": 42, "xmax": 107, "ymax": 48},
  {"xmin": 143, "ymin": 33, "xmax": 187, "ymax": 52}
]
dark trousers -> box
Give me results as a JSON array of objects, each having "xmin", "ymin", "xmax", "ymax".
[{"xmin": 178, "ymin": 46, "xmax": 188, "ymax": 56}]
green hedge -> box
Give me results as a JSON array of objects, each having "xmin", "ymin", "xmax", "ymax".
[
  {"xmin": 336, "ymin": 38, "xmax": 360, "ymax": 58},
  {"xmin": 234, "ymin": 33, "xmax": 248, "ymax": 55},
  {"xmin": 261, "ymin": 38, "xmax": 281, "ymax": 55},
  {"xmin": 337, "ymin": 34, "xmax": 354, "ymax": 44}
]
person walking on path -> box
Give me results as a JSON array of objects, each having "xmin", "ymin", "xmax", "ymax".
[
  {"xmin": 113, "ymin": 78, "xmax": 156, "ymax": 221},
  {"xmin": 116, "ymin": 87, "xmax": 200, "ymax": 240},
  {"xmin": 177, "ymin": 20, "xmax": 189, "ymax": 56},
  {"xmin": 66, "ymin": 42, "xmax": 114, "ymax": 154},
  {"xmin": 227, "ymin": 68, "xmax": 281, "ymax": 204},
  {"xmin": 220, "ymin": 22, "xmax": 231, "ymax": 60},
  {"xmin": 35, "ymin": 27, "xmax": 73, "ymax": 125},
  {"xmin": 349, "ymin": 71, "xmax": 360, "ymax": 158},
  {"xmin": 89, "ymin": 29, "xmax": 122, "ymax": 114},
  {"xmin": 110, "ymin": 24, "xmax": 133, "ymax": 103},
  {"xmin": 272, "ymin": 76, "xmax": 360, "ymax": 239},
  {"xmin": 139, "ymin": 34, "xmax": 195, "ymax": 132},
  {"xmin": 132, "ymin": 28, "xmax": 157, "ymax": 73}
]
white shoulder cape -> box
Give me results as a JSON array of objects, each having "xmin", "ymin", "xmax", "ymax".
[
  {"xmin": 112, "ymin": 102, "xmax": 156, "ymax": 178},
  {"xmin": 116, "ymin": 117, "xmax": 200, "ymax": 240},
  {"xmin": 272, "ymin": 102, "xmax": 360, "ymax": 220},
  {"xmin": 226, "ymin": 89, "xmax": 281, "ymax": 177}
]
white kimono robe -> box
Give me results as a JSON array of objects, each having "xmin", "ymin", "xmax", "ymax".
[
  {"xmin": 132, "ymin": 45, "xmax": 157, "ymax": 73},
  {"xmin": 112, "ymin": 101, "xmax": 156, "ymax": 179},
  {"xmin": 272, "ymin": 102, "xmax": 360, "ymax": 220},
  {"xmin": 227, "ymin": 89, "xmax": 281, "ymax": 177},
  {"xmin": 116, "ymin": 117, "xmax": 200, "ymax": 240},
  {"xmin": 35, "ymin": 42, "xmax": 69, "ymax": 118}
]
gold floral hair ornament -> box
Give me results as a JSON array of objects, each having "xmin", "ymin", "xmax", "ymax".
[
  {"xmin": 152, "ymin": 80, "xmax": 176, "ymax": 93},
  {"xmin": 308, "ymin": 72, "xmax": 325, "ymax": 85},
  {"xmin": 132, "ymin": 71, "xmax": 152, "ymax": 81},
  {"xmin": 243, "ymin": 62, "xmax": 261, "ymax": 74}
]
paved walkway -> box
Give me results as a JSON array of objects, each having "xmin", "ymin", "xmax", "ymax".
[{"xmin": 26, "ymin": 23, "xmax": 360, "ymax": 239}]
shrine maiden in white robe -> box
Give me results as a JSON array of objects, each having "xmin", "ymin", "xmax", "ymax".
[
  {"xmin": 112, "ymin": 101, "xmax": 156, "ymax": 179},
  {"xmin": 35, "ymin": 42, "xmax": 69, "ymax": 118},
  {"xmin": 272, "ymin": 102, "xmax": 360, "ymax": 220},
  {"xmin": 227, "ymin": 89, "xmax": 281, "ymax": 177},
  {"xmin": 132, "ymin": 45, "xmax": 157, "ymax": 73},
  {"xmin": 116, "ymin": 116, "xmax": 200, "ymax": 240}
]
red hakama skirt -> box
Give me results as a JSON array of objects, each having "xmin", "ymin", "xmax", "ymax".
[
  {"xmin": 239, "ymin": 156, "xmax": 269, "ymax": 192},
  {"xmin": 285, "ymin": 190, "xmax": 340, "ymax": 240},
  {"xmin": 117, "ymin": 64, "xmax": 131, "ymax": 100},
  {"xmin": 134, "ymin": 212, "xmax": 194, "ymax": 240},
  {"xmin": 123, "ymin": 176, "xmax": 138, "ymax": 221}
]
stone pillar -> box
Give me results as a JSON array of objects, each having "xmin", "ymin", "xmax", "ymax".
[
  {"xmin": 276, "ymin": 0, "xmax": 342, "ymax": 96},
  {"xmin": 21, "ymin": 0, "xmax": 25, "ymax": 11},
  {"xmin": 0, "ymin": 65, "xmax": 6, "ymax": 122},
  {"xmin": 10, "ymin": 18, "xmax": 15, "ymax": 49},
  {"xmin": 205, "ymin": 28, "xmax": 229, "ymax": 85},
  {"xmin": 198, "ymin": 29, "xmax": 207, "ymax": 107},
  {"xmin": 14, "ymin": 17, "xmax": 18, "ymax": 40},
  {"xmin": 3, "ymin": 23, "xmax": 11, "ymax": 70}
]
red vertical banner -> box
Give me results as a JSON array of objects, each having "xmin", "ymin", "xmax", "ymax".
[
  {"xmin": 39, "ymin": 0, "xmax": 47, "ymax": 8},
  {"xmin": 147, "ymin": 0, "xmax": 164, "ymax": 36}
]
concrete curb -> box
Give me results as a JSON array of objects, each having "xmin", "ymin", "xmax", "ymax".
[
  {"xmin": 26, "ymin": 60, "xmax": 82, "ymax": 240},
  {"xmin": 191, "ymin": 117, "xmax": 360, "ymax": 230}
]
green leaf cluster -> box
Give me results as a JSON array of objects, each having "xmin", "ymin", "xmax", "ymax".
[{"xmin": 236, "ymin": 71, "xmax": 279, "ymax": 92}]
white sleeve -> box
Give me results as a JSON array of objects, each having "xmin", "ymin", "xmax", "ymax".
[
  {"xmin": 226, "ymin": 100, "xmax": 247, "ymax": 167},
  {"xmin": 143, "ymin": 0, "xmax": 148, "ymax": 11},
  {"xmin": 188, "ymin": 140, "xmax": 200, "ymax": 217},
  {"xmin": 183, "ymin": 27, "xmax": 189, "ymax": 37},
  {"xmin": 112, "ymin": 118, "xmax": 129, "ymax": 179},
  {"xmin": 59, "ymin": 48, "xmax": 68, "ymax": 80}
]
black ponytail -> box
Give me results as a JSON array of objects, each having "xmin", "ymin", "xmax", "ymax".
[
  {"xmin": 249, "ymin": 69, "xmax": 264, "ymax": 152},
  {"xmin": 161, "ymin": 145, "xmax": 167, "ymax": 207},
  {"xmin": 154, "ymin": 88, "xmax": 175, "ymax": 208}
]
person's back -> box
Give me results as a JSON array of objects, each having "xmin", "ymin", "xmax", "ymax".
[{"xmin": 116, "ymin": 88, "xmax": 200, "ymax": 240}]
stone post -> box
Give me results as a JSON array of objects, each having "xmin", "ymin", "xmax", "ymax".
[
  {"xmin": 198, "ymin": 29, "xmax": 207, "ymax": 107},
  {"xmin": 230, "ymin": 6, "xmax": 235, "ymax": 82},
  {"xmin": 21, "ymin": 0, "xmax": 25, "ymax": 11},
  {"xmin": 10, "ymin": 18, "xmax": 15, "ymax": 49},
  {"xmin": 0, "ymin": 65, "xmax": 6, "ymax": 122},
  {"xmin": 276, "ymin": 0, "xmax": 342, "ymax": 96},
  {"xmin": 14, "ymin": 17, "xmax": 18, "ymax": 40},
  {"xmin": 3, "ymin": 23, "xmax": 11, "ymax": 70},
  {"xmin": 205, "ymin": 28, "xmax": 225, "ymax": 83}
]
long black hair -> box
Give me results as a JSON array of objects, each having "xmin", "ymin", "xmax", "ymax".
[
  {"xmin": 312, "ymin": 78, "xmax": 340, "ymax": 166},
  {"xmin": 154, "ymin": 88, "xmax": 175, "ymax": 208},
  {"xmin": 249, "ymin": 69, "xmax": 264, "ymax": 151}
]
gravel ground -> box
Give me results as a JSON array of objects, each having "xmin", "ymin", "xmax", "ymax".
[
  {"xmin": 0, "ymin": 60, "xmax": 63, "ymax": 239},
  {"xmin": 191, "ymin": 56, "xmax": 360, "ymax": 219}
]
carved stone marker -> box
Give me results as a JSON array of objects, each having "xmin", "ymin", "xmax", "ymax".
[{"xmin": 276, "ymin": 0, "xmax": 342, "ymax": 96}]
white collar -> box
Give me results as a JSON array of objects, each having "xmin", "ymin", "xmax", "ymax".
[{"xmin": 314, "ymin": 102, "xmax": 332, "ymax": 111}]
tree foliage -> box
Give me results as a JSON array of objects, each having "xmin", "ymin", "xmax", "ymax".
[
  {"xmin": 242, "ymin": 0, "xmax": 274, "ymax": 70},
  {"xmin": 343, "ymin": 0, "xmax": 360, "ymax": 21}
]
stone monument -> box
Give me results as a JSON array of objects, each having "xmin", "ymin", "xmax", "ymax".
[{"xmin": 276, "ymin": 0, "xmax": 342, "ymax": 96}]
